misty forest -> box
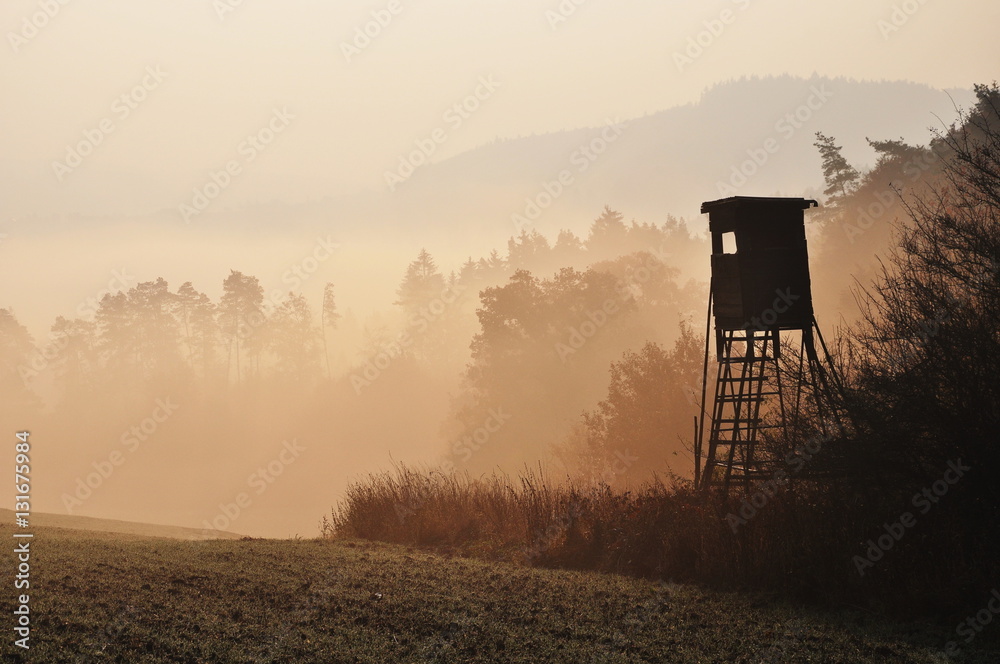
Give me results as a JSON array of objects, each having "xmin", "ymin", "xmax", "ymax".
[{"xmin": 2, "ymin": 2, "xmax": 1000, "ymax": 661}]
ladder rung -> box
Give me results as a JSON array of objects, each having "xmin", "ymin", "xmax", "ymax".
[
  {"xmin": 705, "ymin": 465, "xmax": 773, "ymax": 473},
  {"xmin": 708, "ymin": 440, "xmax": 766, "ymax": 446},
  {"xmin": 708, "ymin": 470, "xmax": 774, "ymax": 478},
  {"xmin": 710, "ymin": 425, "xmax": 780, "ymax": 435},
  {"xmin": 713, "ymin": 421, "xmax": 780, "ymax": 427},
  {"xmin": 717, "ymin": 392, "xmax": 779, "ymax": 402},
  {"xmin": 703, "ymin": 462, "xmax": 772, "ymax": 471}
]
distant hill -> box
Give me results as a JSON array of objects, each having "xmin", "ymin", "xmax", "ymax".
[
  {"xmin": 4, "ymin": 75, "xmax": 975, "ymax": 335},
  {"xmin": 377, "ymin": 75, "xmax": 972, "ymax": 248},
  {"xmin": 125, "ymin": 75, "xmax": 972, "ymax": 255},
  {"xmin": 23, "ymin": 75, "xmax": 973, "ymax": 244},
  {"xmin": 0, "ymin": 508, "xmax": 242, "ymax": 540}
]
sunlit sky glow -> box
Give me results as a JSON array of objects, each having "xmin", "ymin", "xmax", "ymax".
[{"xmin": 2, "ymin": 0, "xmax": 997, "ymax": 216}]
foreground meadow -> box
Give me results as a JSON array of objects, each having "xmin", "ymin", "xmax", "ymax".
[{"xmin": 2, "ymin": 523, "xmax": 995, "ymax": 663}]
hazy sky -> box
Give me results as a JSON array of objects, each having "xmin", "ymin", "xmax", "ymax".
[{"xmin": 2, "ymin": 0, "xmax": 997, "ymax": 218}]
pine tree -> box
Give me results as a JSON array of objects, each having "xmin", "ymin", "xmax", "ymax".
[
  {"xmin": 218, "ymin": 270, "xmax": 264, "ymax": 383},
  {"xmin": 506, "ymin": 230, "xmax": 551, "ymax": 271},
  {"xmin": 175, "ymin": 282, "xmax": 217, "ymax": 378},
  {"xmin": 321, "ymin": 282, "xmax": 341, "ymax": 379},
  {"xmin": 269, "ymin": 292, "xmax": 319, "ymax": 379},
  {"xmin": 814, "ymin": 132, "xmax": 860, "ymax": 205},
  {"xmin": 586, "ymin": 206, "xmax": 628, "ymax": 257},
  {"xmin": 0, "ymin": 308, "xmax": 38, "ymax": 408},
  {"xmin": 395, "ymin": 249, "xmax": 445, "ymax": 317},
  {"xmin": 50, "ymin": 316, "xmax": 97, "ymax": 399}
]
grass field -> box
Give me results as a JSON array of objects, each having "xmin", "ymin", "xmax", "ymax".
[
  {"xmin": 3, "ymin": 522, "xmax": 997, "ymax": 663},
  {"xmin": 0, "ymin": 508, "xmax": 243, "ymax": 541}
]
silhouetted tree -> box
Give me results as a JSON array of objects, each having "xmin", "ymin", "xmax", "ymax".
[
  {"xmin": 219, "ymin": 270, "xmax": 264, "ymax": 383},
  {"xmin": 92, "ymin": 279, "xmax": 180, "ymax": 382},
  {"xmin": 95, "ymin": 291, "xmax": 136, "ymax": 378},
  {"xmin": 456, "ymin": 267, "xmax": 642, "ymax": 472},
  {"xmin": 568, "ymin": 327, "xmax": 701, "ymax": 484},
  {"xmin": 866, "ymin": 137, "xmax": 928, "ymax": 166},
  {"xmin": 321, "ymin": 283, "xmax": 341, "ymax": 379},
  {"xmin": 175, "ymin": 282, "xmax": 218, "ymax": 379},
  {"xmin": 0, "ymin": 308, "xmax": 38, "ymax": 411},
  {"xmin": 842, "ymin": 84, "xmax": 1000, "ymax": 492},
  {"xmin": 268, "ymin": 292, "xmax": 320, "ymax": 380},
  {"xmin": 506, "ymin": 230, "xmax": 551, "ymax": 273},
  {"xmin": 129, "ymin": 278, "xmax": 180, "ymax": 378},
  {"xmin": 458, "ymin": 257, "xmax": 479, "ymax": 282},
  {"xmin": 476, "ymin": 250, "xmax": 507, "ymax": 283},
  {"xmin": 814, "ymin": 132, "xmax": 860, "ymax": 206},
  {"xmin": 50, "ymin": 316, "xmax": 97, "ymax": 402},
  {"xmin": 552, "ymin": 229, "xmax": 584, "ymax": 266},
  {"xmin": 586, "ymin": 206, "xmax": 629, "ymax": 259},
  {"xmin": 395, "ymin": 249, "xmax": 445, "ymax": 316}
]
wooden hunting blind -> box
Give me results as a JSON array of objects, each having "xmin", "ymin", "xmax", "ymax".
[
  {"xmin": 703, "ymin": 196, "xmax": 816, "ymax": 334},
  {"xmin": 695, "ymin": 196, "xmax": 844, "ymax": 494}
]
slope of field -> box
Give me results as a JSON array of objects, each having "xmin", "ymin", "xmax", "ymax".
[
  {"xmin": 2, "ymin": 524, "xmax": 995, "ymax": 663},
  {"xmin": 0, "ymin": 508, "xmax": 242, "ymax": 540}
]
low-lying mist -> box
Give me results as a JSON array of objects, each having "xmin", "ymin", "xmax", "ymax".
[{"xmin": 2, "ymin": 121, "xmax": 937, "ymax": 537}]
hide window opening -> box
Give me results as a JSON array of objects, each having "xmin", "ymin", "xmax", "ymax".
[{"xmin": 721, "ymin": 232, "xmax": 737, "ymax": 254}]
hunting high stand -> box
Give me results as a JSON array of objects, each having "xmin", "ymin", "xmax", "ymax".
[{"xmin": 694, "ymin": 196, "xmax": 843, "ymax": 495}]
